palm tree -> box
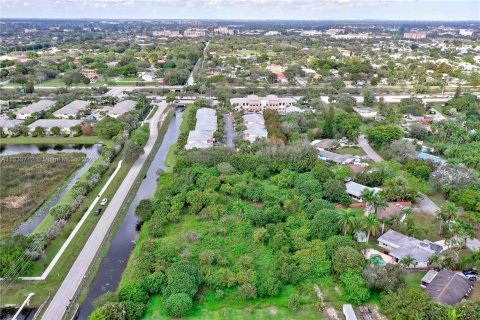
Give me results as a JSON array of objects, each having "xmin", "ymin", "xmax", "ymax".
[
  {"xmin": 361, "ymin": 214, "xmax": 381, "ymax": 242},
  {"xmin": 373, "ymin": 194, "xmax": 388, "ymax": 216},
  {"xmin": 361, "ymin": 189, "xmax": 376, "ymax": 216},
  {"xmin": 400, "ymin": 255, "xmax": 416, "ymax": 268},
  {"xmin": 435, "ymin": 203, "xmax": 458, "ymax": 235},
  {"xmin": 338, "ymin": 209, "xmax": 358, "ymax": 236}
]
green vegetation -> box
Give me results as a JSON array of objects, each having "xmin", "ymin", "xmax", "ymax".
[{"xmin": 0, "ymin": 153, "xmax": 85, "ymax": 237}]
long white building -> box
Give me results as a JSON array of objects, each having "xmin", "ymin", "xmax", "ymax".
[
  {"xmin": 230, "ymin": 95, "xmax": 296, "ymax": 113},
  {"xmin": 185, "ymin": 108, "xmax": 217, "ymax": 150}
]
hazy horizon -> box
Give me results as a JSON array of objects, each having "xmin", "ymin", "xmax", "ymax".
[{"xmin": 1, "ymin": 0, "xmax": 479, "ymax": 21}]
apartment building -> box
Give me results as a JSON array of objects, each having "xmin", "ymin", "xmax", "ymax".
[{"xmin": 230, "ymin": 95, "xmax": 296, "ymax": 113}]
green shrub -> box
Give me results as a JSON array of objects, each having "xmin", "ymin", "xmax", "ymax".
[
  {"xmin": 118, "ymin": 280, "xmax": 149, "ymax": 303},
  {"xmin": 164, "ymin": 293, "xmax": 193, "ymax": 318},
  {"xmin": 63, "ymin": 133, "xmax": 70, "ymax": 137}
]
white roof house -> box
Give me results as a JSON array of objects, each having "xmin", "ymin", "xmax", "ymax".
[
  {"xmin": 0, "ymin": 119, "xmax": 24, "ymax": 134},
  {"xmin": 244, "ymin": 126, "xmax": 268, "ymax": 143},
  {"xmin": 27, "ymin": 119, "xmax": 81, "ymax": 134},
  {"xmin": 243, "ymin": 113, "xmax": 265, "ymax": 126},
  {"xmin": 345, "ymin": 181, "xmax": 382, "ymax": 201},
  {"xmin": 185, "ymin": 130, "xmax": 214, "ymax": 149},
  {"xmin": 318, "ymin": 150, "xmax": 355, "ymax": 164},
  {"xmin": 107, "ymin": 100, "xmax": 137, "ymax": 118},
  {"xmin": 353, "ymin": 107, "xmax": 377, "ymax": 118},
  {"xmin": 53, "ymin": 100, "xmax": 89, "ymax": 119},
  {"xmin": 186, "ymin": 108, "xmax": 217, "ymax": 150},
  {"xmin": 16, "ymin": 100, "xmax": 56, "ymax": 120}
]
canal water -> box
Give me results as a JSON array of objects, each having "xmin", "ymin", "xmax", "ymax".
[
  {"xmin": 78, "ymin": 108, "xmax": 183, "ymax": 319},
  {"xmin": 0, "ymin": 144, "xmax": 102, "ymax": 235}
]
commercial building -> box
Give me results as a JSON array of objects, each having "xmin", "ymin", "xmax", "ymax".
[
  {"xmin": 53, "ymin": 100, "xmax": 89, "ymax": 119},
  {"xmin": 230, "ymin": 95, "xmax": 296, "ymax": 113},
  {"xmin": 16, "ymin": 100, "xmax": 56, "ymax": 120}
]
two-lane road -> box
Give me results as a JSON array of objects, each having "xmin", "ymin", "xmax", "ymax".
[{"xmin": 41, "ymin": 103, "xmax": 167, "ymax": 320}]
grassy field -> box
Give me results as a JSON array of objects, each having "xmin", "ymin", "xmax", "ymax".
[
  {"xmin": 0, "ymin": 153, "xmax": 85, "ymax": 237},
  {"xmin": 164, "ymin": 143, "xmax": 177, "ymax": 170},
  {"xmin": 411, "ymin": 211, "xmax": 442, "ymax": 242},
  {"xmin": 0, "ymin": 154, "xmax": 134, "ymax": 306},
  {"xmin": 0, "ymin": 136, "xmax": 107, "ymax": 146},
  {"xmin": 335, "ymin": 147, "xmax": 366, "ymax": 156}
]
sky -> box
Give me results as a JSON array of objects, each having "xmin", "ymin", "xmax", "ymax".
[{"xmin": 1, "ymin": 0, "xmax": 479, "ymax": 21}]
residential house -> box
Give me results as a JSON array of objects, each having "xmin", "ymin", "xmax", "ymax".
[
  {"xmin": 81, "ymin": 70, "xmax": 98, "ymax": 83},
  {"xmin": 353, "ymin": 107, "xmax": 377, "ymax": 119},
  {"xmin": 186, "ymin": 108, "xmax": 217, "ymax": 150},
  {"xmin": 319, "ymin": 150, "xmax": 355, "ymax": 165},
  {"xmin": 0, "ymin": 119, "xmax": 24, "ymax": 134},
  {"xmin": 311, "ymin": 139, "xmax": 336, "ymax": 150},
  {"xmin": 243, "ymin": 113, "xmax": 267, "ymax": 143},
  {"xmin": 53, "ymin": 100, "xmax": 89, "ymax": 119},
  {"xmin": 16, "ymin": 100, "xmax": 56, "ymax": 120},
  {"xmin": 424, "ymin": 270, "xmax": 473, "ymax": 305},
  {"xmin": 107, "ymin": 100, "xmax": 137, "ymax": 118},
  {"xmin": 185, "ymin": 130, "xmax": 214, "ymax": 149},
  {"xmin": 377, "ymin": 229, "xmax": 443, "ymax": 268},
  {"xmin": 345, "ymin": 181, "xmax": 382, "ymax": 202},
  {"xmin": 27, "ymin": 119, "xmax": 82, "ymax": 135},
  {"xmin": 139, "ymin": 72, "xmax": 156, "ymax": 81}
]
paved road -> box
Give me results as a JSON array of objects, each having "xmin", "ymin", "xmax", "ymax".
[
  {"xmin": 358, "ymin": 135, "xmax": 384, "ymax": 163},
  {"xmin": 224, "ymin": 113, "xmax": 235, "ymax": 148},
  {"xmin": 41, "ymin": 103, "xmax": 167, "ymax": 320}
]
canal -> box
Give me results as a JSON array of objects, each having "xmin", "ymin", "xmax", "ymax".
[
  {"xmin": 78, "ymin": 108, "xmax": 183, "ymax": 319},
  {"xmin": 0, "ymin": 144, "xmax": 102, "ymax": 235}
]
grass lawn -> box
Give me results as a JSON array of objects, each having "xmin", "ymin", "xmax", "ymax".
[
  {"xmin": 405, "ymin": 272, "xmax": 425, "ymax": 290},
  {"xmin": 335, "ymin": 147, "xmax": 366, "ymax": 156},
  {"xmin": 0, "ymin": 154, "xmax": 134, "ymax": 306},
  {"xmin": 411, "ymin": 211, "xmax": 442, "ymax": 242},
  {"xmin": 164, "ymin": 143, "xmax": 177, "ymax": 171},
  {"xmin": 0, "ymin": 135, "xmax": 108, "ymax": 146},
  {"xmin": 0, "ymin": 153, "xmax": 85, "ymax": 237}
]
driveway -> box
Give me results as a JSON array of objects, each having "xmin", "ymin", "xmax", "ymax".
[
  {"xmin": 413, "ymin": 193, "xmax": 440, "ymax": 216},
  {"xmin": 358, "ymin": 135, "xmax": 384, "ymax": 162},
  {"xmin": 224, "ymin": 113, "xmax": 235, "ymax": 148}
]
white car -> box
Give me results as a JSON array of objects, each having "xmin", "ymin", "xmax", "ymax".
[{"xmin": 100, "ymin": 198, "xmax": 108, "ymax": 206}]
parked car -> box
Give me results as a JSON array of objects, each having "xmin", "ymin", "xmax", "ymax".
[
  {"xmin": 101, "ymin": 198, "xmax": 108, "ymax": 206},
  {"xmin": 464, "ymin": 274, "xmax": 477, "ymax": 281},
  {"xmin": 463, "ymin": 269, "xmax": 478, "ymax": 276},
  {"xmin": 94, "ymin": 208, "xmax": 102, "ymax": 216}
]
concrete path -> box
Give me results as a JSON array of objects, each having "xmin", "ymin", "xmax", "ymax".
[
  {"xmin": 224, "ymin": 113, "xmax": 235, "ymax": 149},
  {"xmin": 358, "ymin": 135, "xmax": 384, "ymax": 163},
  {"xmin": 41, "ymin": 104, "xmax": 166, "ymax": 320}
]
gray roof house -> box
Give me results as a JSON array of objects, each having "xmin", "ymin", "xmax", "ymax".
[
  {"xmin": 319, "ymin": 150, "xmax": 355, "ymax": 164},
  {"xmin": 195, "ymin": 108, "xmax": 217, "ymax": 132},
  {"xmin": 27, "ymin": 119, "xmax": 82, "ymax": 134},
  {"xmin": 377, "ymin": 230, "xmax": 443, "ymax": 267},
  {"xmin": 424, "ymin": 270, "xmax": 473, "ymax": 305},
  {"xmin": 243, "ymin": 113, "xmax": 265, "ymax": 126},
  {"xmin": 16, "ymin": 100, "xmax": 56, "ymax": 120},
  {"xmin": 0, "ymin": 119, "xmax": 24, "ymax": 134},
  {"xmin": 53, "ymin": 100, "xmax": 89, "ymax": 119},
  {"xmin": 345, "ymin": 181, "xmax": 382, "ymax": 201},
  {"xmin": 107, "ymin": 100, "xmax": 137, "ymax": 118},
  {"xmin": 244, "ymin": 126, "xmax": 268, "ymax": 143}
]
